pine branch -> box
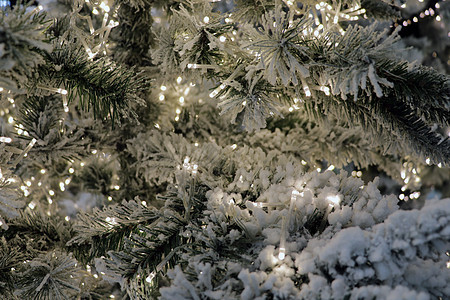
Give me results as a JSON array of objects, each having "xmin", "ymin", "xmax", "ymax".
[
  {"xmin": 0, "ymin": 237, "xmax": 24, "ymax": 299},
  {"xmin": 110, "ymin": 0, "xmax": 155, "ymax": 65},
  {"xmin": 4, "ymin": 209, "xmax": 72, "ymax": 255},
  {"xmin": 361, "ymin": 0, "xmax": 401, "ymax": 20},
  {"xmin": 68, "ymin": 199, "xmax": 160, "ymax": 263},
  {"xmin": 0, "ymin": 173, "xmax": 24, "ymax": 230},
  {"xmin": 14, "ymin": 250, "xmax": 82, "ymax": 299},
  {"xmin": 31, "ymin": 41, "xmax": 148, "ymax": 124},
  {"xmin": 0, "ymin": 2, "xmax": 52, "ymax": 92}
]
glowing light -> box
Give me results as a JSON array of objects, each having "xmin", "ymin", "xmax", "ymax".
[
  {"xmin": 159, "ymin": 94, "xmax": 165, "ymax": 101},
  {"xmin": 301, "ymin": 160, "xmax": 307, "ymax": 165},
  {"xmin": 65, "ymin": 178, "xmax": 71, "ymax": 185},
  {"xmin": 0, "ymin": 137, "xmax": 12, "ymax": 143},
  {"xmin": 108, "ymin": 196, "xmax": 113, "ymax": 201},
  {"xmin": 303, "ymin": 85, "xmax": 311, "ymax": 97},
  {"xmin": 320, "ymin": 86, "xmax": 330, "ymax": 96},
  {"xmin": 99, "ymin": 1, "xmax": 110, "ymax": 12},
  {"xmin": 176, "ymin": 77, "xmax": 182, "ymax": 84},
  {"xmin": 160, "ymin": 85, "xmax": 167, "ymax": 91},
  {"xmin": 278, "ymin": 248, "xmax": 286, "ymax": 260},
  {"xmin": 219, "ymin": 36, "xmax": 226, "ymax": 42},
  {"xmin": 327, "ymin": 195, "xmax": 341, "ymax": 206},
  {"xmin": 8, "ymin": 116, "xmax": 14, "ymax": 124},
  {"xmin": 231, "ymin": 144, "xmax": 237, "ymax": 150},
  {"xmin": 203, "ymin": 16, "xmax": 210, "ymax": 23},
  {"xmin": 192, "ymin": 164, "xmax": 198, "ymax": 175},
  {"xmin": 114, "ymin": 185, "xmax": 120, "ymax": 190},
  {"xmin": 179, "ymin": 96, "xmax": 185, "ymax": 104},
  {"xmin": 69, "ymin": 168, "xmax": 74, "ymax": 174},
  {"xmin": 28, "ymin": 202, "xmax": 36, "ymax": 209},
  {"xmin": 25, "ymin": 181, "xmax": 31, "ymax": 187},
  {"xmin": 399, "ymin": 194, "xmax": 405, "ymax": 200},
  {"xmin": 59, "ymin": 182, "xmax": 65, "ymax": 191},
  {"xmin": 49, "ymin": 190, "xmax": 55, "ymax": 196},
  {"xmin": 209, "ymin": 90, "xmax": 218, "ymax": 98},
  {"xmin": 400, "ymin": 170, "xmax": 406, "ymax": 179},
  {"xmin": 146, "ymin": 272, "xmax": 156, "ymax": 283},
  {"xmin": 327, "ymin": 165, "xmax": 335, "ymax": 171}
]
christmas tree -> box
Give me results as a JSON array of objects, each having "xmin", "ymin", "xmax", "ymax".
[{"xmin": 0, "ymin": 0, "xmax": 449, "ymax": 299}]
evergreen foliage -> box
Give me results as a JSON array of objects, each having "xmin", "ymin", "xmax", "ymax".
[{"xmin": 0, "ymin": 0, "xmax": 448, "ymax": 299}]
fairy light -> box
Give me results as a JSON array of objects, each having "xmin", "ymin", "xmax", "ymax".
[
  {"xmin": 28, "ymin": 202, "xmax": 36, "ymax": 209},
  {"xmin": 303, "ymin": 85, "xmax": 311, "ymax": 97},
  {"xmin": 176, "ymin": 77, "xmax": 182, "ymax": 84},
  {"xmin": 209, "ymin": 90, "xmax": 218, "ymax": 98},
  {"xmin": 192, "ymin": 164, "xmax": 198, "ymax": 175},
  {"xmin": 319, "ymin": 86, "xmax": 330, "ymax": 96},
  {"xmin": 0, "ymin": 137, "xmax": 12, "ymax": 143},
  {"xmin": 159, "ymin": 94, "xmax": 165, "ymax": 101},
  {"xmin": 99, "ymin": 1, "xmax": 110, "ymax": 12},
  {"xmin": 49, "ymin": 190, "xmax": 55, "ymax": 196},
  {"xmin": 327, "ymin": 194, "xmax": 341, "ymax": 206},
  {"xmin": 219, "ymin": 36, "xmax": 226, "ymax": 42},
  {"xmin": 146, "ymin": 272, "xmax": 156, "ymax": 283},
  {"xmin": 59, "ymin": 182, "xmax": 65, "ymax": 191},
  {"xmin": 278, "ymin": 216, "xmax": 287, "ymax": 260}
]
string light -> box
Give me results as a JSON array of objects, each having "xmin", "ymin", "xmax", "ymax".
[
  {"xmin": 146, "ymin": 272, "xmax": 156, "ymax": 283},
  {"xmin": 327, "ymin": 194, "xmax": 341, "ymax": 206},
  {"xmin": 278, "ymin": 216, "xmax": 287, "ymax": 260},
  {"xmin": 0, "ymin": 137, "xmax": 12, "ymax": 143}
]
